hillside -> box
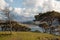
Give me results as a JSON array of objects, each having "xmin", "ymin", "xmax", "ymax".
[
  {"xmin": 0, "ymin": 20, "xmax": 31, "ymax": 31},
  {"xmin": 0, "ymin": 20, "xmax": 29, "ymax": 27},
  {"xmin": 0, "ymin": 32, "xmax": 60, "ymax": 40}
]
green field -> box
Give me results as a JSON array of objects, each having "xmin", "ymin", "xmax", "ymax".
[{"xmin": 0, "ymin": 32, "xmax": 60, "ymax": 40}]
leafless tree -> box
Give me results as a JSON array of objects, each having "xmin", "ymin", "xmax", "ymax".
[{"xmin": 1, "ymin": 7, "xmax": 14, "ymax": 34}]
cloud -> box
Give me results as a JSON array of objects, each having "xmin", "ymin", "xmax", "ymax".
[
  {"xmin": 0, "ymin": 12, "xmax": 7, "ymax": 20},
  {"xmin": 23, "ymin": 0, "xmax": 60, "ymax": 13},
  {"xmin": 56, "ymin": 0, "xmax": 60, "ymax": 1},
  {"xmin": 12, "ymin": 0, "xmax": 54, "ymax": 21},
  {"xmin": 13, "ymin": 8, "xmax": 35, "ymax": 17},
  {"xmin": 0, "ymin": 0, "xmax": 9, "ymax": 20},
  {"xmin": 10, "ymin": 0, "xmax": 13, "ymax": 2},
  {"xmin": 14, "ymin": 0, "xmax": 60, "ymax": 22},
  {"xmin": 0, "ymin": 0, "xmax": 9, "ymax": 10},
  {"xmin": 9, "ymin": 7, "xmax": 13, "ymax": 11},
  {"xmin": 23, "ymin": 0, "xmax": 45, "ymax": 8},
  {"xmin": 23, "ymin": 0, "xmax": 49, "ymax": 13},
  {"xmin": 21, "ymin": 0, "xmax": 50, "ymax": 18},
  {"xmin": 52, "ymin": 0, "xmax": 60, "ymax": 12},
  {"xmin": 14, "ymin": 8, "xmax": 22, "ymax": 15},
  {"xmin": 12, "ymin": 7, "xmax": 35, "ymax": 22},
  {"xmin": 1, "ymin": 0, "xmax": 60, "ymax": 22}
]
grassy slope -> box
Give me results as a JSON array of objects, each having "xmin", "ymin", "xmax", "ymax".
[{"xmin": 0, "ymin": 32, "xmax": 60, "ymax": 40}]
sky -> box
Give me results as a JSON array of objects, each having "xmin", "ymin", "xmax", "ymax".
[{"xmin": 0, "ymin": 0, "xmax": 60, "ymax": 22}]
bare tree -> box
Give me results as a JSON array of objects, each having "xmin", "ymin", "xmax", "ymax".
[{"xmin": 1, "ymin": 7, "xmax": 14, "ymax": 34}]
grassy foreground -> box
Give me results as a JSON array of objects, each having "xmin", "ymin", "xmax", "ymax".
[{"xmin": 0, "ymin": 32, "xmax": 60, "ymax": 40}]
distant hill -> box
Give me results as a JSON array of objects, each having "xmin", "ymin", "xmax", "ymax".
[
  {"xmin": 21, "ymin": 21, "xmax": 36, "ymax": 25},
  {"xmin": 22, "ymin": 21, "xmax": 33, "ymax": 24},
  {"xmin": 0, "ymin": 20, "xmax": 31, "ymax": 31}
]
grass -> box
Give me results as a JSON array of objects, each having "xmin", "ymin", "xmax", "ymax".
[{"xmin": 0, "ymin": 31, "xmax": 60, "ymax": 40}]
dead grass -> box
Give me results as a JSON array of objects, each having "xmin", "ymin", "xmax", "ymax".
[{"xmin": 0, "ymin": 31, "xmax": 60, "ymax": 40}]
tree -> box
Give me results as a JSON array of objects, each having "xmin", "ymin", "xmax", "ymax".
[
  {"xmin": 34, "ymin": 11, "xmax": 60, "ymax": 34},
  {"xmin": 1, "ymin": 7, "xmax": 14, "ymax": 34},
  {"xmin": 49, "ymin": 26, "xmax": 56, "ymax": 34},
  {"xmin": 39, "ymin": 23, "xmax": 49, "ymax": 33}
]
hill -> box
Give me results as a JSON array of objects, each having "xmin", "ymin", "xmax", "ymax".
[
  {"xmin": 0, "ymin": 32, "xmax": 60, "ymax": 40},
  {"xmin": 0, "ymin": 20, "xmax": 31, "ymax": 31}
]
